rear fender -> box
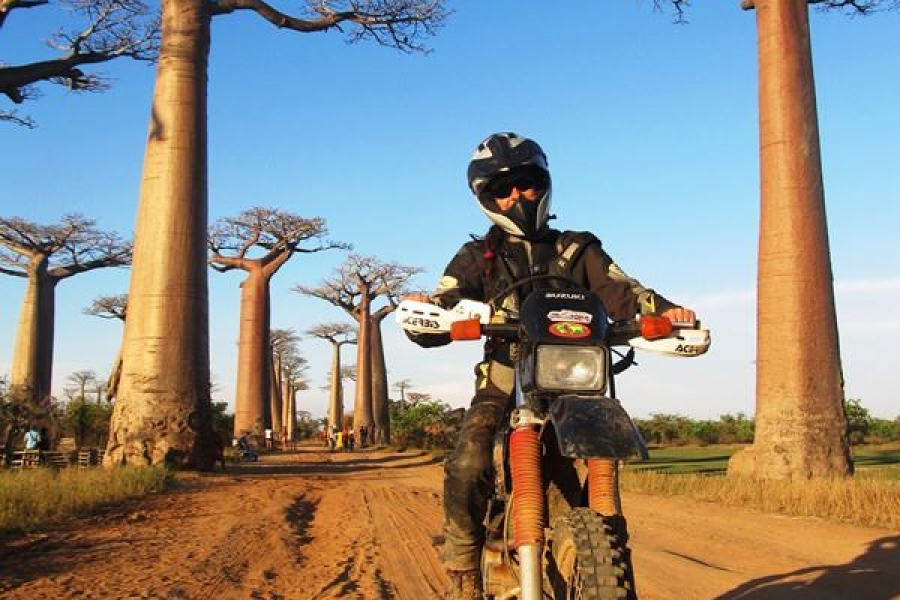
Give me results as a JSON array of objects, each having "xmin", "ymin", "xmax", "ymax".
[{"xmin": 548, "ymin": 395, "xmax": 648, "ymax": 460}]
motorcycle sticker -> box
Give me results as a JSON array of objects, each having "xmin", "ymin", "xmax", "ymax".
[
  {"xmin": 548, "ymin": 322, "xmax": 592, "ymax": 339},
  {"xmin": 547, "ymin": 309, "xmax": 593, "ymax": 324},
  {"xmin": 545, "ymin": 292, "xmax": 586, "ymax": 300},
  {"xmin": 402, "ymin": 316, "xmax": 441, "ymax": 330}
]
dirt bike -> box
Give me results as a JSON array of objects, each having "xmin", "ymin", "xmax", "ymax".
[
  {"xmin": 236, "ymin": 437, "xmax": 259, "ymax": 462},
  {"xmin": 397, "ymin": 278, "xmax": 710, "ymax": 600}
]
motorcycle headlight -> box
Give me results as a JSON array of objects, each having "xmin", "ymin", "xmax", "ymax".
[{"xmin": 535, "ymin": 345, "xmax": 607, "ymax": 392}]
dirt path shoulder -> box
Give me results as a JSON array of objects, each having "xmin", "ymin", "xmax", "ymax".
[{"xmin": 0, "ymin": 446, "xmax": 897, "ymax": 600}]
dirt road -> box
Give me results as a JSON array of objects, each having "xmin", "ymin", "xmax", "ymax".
[{"xmin": 1, "ymin": 446, "xmax": 897, "ymax": 600}]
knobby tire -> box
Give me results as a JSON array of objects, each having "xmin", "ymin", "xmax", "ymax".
[{"xmin": 547, "ymin": 508, "xmax": 637, "ymax": 600}]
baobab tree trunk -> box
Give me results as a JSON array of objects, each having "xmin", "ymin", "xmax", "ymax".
[
  {"xmin": 370, "ymin": 313, "xmax": 390, "ymax": 445},
  {"xmin": 283, "ymin": 379, "xmax": 295, "ymax": 443},
  {"xmin": 233, "ymin": 267, "xmax": 270, "ymax": 441},
  {"xmin": 353, "ymin": 286, "xmax": 374, "ymax": 445},
  {"xmin": 10, "ymin": 258, "xmax": 56, "ymax": 406},
  {"xmin": 728, "ymin": 0, "xmax": 852, "ymax": 480},
  {"xmin": 328, "ymin": 344, "xmax": 344, "ymax": 434},
  {"xmin": 106, "ymin": 0, "xmax": 216, "ymax": 468},
  {"xmin": 269, "ymin": 350, "xmax": 282, "ymax": 444}
]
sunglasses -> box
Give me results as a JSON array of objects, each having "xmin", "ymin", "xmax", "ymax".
[{"xmin": 486, "ymin": 170, "xmax": 546, "ymax": 198}]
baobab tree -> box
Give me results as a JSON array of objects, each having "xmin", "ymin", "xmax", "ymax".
[
  {"xmin": 307, "ymin": 322, "xmax": 357, "ymax": 437},
  {"xmin": 83, "ymin": 293, "xmax": 128, "ymax": 400},
  {"xmin": 281, "ymin": 349, "xmax": 309, "ymax": 445},
  {"xmin": 208, "ymin": 208, "xmax": 345, "ymax": 440},
  {"xmin": 270, "ymin": 328, "xmax": 300, "ymax": 443},
  {"xmin": 65, "ymin": 370, "xmax": 98, "ymax": 401},
  {"xmin": 647, "ymin": 0, "xmax": 892, "ymax": 479},
  {"xmin": 0, "ymin": 215, "xmax": 131, "ymax": 407},
  {"xmin": 726, "ymin": 0, "xmax": 861, "ymax": 480},
  {"xmin": 0, "ymin": 0, "xmax": 160, "ymax": 127},
  {"xmin": 296, "ymin": 254, "xmax": 421, "ymax": 445},
  {"xmin": 392, "ymin": 378, "xmax": 412, "ymax": 403},
  {"xmin": 106, "ymin": 0, "xmax": 447, "ymax": 469}
]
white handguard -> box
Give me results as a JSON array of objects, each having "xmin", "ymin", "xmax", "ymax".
[
  {"xmin": 396, "ymin": 299, "xmax": 492, "ymax": 335},
  {"xmin": 628, "ymin": 326, "xmax": 711, "ymax": 358}
]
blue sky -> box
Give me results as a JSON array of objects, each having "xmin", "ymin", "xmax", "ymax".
[{"xmin": 1, "ymin": 1, "xmax": 898, "ymax": 420}]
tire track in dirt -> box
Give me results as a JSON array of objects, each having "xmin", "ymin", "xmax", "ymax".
[{"xmin": 363, "ymin": 485, "xmax": 447, "ymax": 599}]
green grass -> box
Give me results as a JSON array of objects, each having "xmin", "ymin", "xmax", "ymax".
[
  {"xmin": 626, "ymin": 444, "xmax": 740, "ymax": 474},
  {"xmin": 0, "ymin": 466, "xmax": 172, "ymax": 534},
  {"xmin": 625, "ymin": 442, "xmax": 900, "ymax": 479},
  {"xmin": 852, "ymin": 443, "xmax": 900, "ymax": 480}
]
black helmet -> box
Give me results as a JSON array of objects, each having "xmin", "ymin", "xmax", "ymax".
[{"xmin": 467, "ymin": 132, "xmax": 552, "ymax": 239}]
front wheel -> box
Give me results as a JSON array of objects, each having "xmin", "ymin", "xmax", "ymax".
[{"xmin": 546, "ymin": 508, "xmax": 636, "ymax": 600}]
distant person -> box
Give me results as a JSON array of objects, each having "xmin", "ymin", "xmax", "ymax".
[
  {"xmin": 23, "ymin": 425, "xmax": 39, "ymax": 451},
  {"xmin": 348, "ymin": 430, "xmax": 355, "ymax": 452},
  {"xmin": 264, "ymin": 427, "xmax": 273, "ymax": 449},
  {"xmin": 359, "ymin": 424, "xmax": 368, "ymax": 448},
  {"xmin": 335, "ymin": 430, "xmax": 344, "ymax": 452}
]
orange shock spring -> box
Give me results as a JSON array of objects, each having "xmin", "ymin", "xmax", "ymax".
[
  {"xmin": 587, "ymin": 458, "xmax": 621, "ymax": 515},
  {"xmin": 509, "ymin": 427, "xmax": 544, "ymax": 548}
]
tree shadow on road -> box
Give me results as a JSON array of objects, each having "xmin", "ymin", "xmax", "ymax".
[
  {"xmin": 711, "ymin": 535, "xmax": 900, "ymax": 600},
  {"xmin": 285, "ymin": 493, "xmax": 318, "ymax": 564}
]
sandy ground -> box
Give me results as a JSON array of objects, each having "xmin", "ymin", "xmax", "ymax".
[{"xmin": 0, "ymin": 445, "xmax": 897, "ymax": 600}]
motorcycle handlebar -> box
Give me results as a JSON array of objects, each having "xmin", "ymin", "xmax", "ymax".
[
  {"xmin": 452, "ymin": 317, "xmax": 699, "ymax": 344},
  {"xmin": 480, "ymin": 323, "xmax": 520, "ymax": 339}
]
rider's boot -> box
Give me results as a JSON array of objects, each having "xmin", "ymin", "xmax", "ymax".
[{"xmin": 445, "ymin": 569, "xmax": 483, "ymax": 600}]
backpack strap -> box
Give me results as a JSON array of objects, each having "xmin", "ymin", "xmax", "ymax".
[{"xmin": 552, "ymin": 230, "xmax": 598, "ymax": 278}]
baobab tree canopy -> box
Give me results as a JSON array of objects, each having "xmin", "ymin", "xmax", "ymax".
[
  {"xmin": 209, "ymin": 0, "xmax": 448, "ymax": 52},
  {"xmin": 83, "ymin": 294, "xmax": 128, "ymax": 321},
  {"xmin": 208, "ymin": 207, "xmax": 347, "ymax": 272},
  {"xmin": 295, "ymin": 254, "xmax": 421, "ymax": 317},
  {"xmin": 0, "ymin": 215, "xmax": 132, "ymax": 279},
  {"xmin": 0, "ymin": 0, "xmax": 160, "ymax": 127}
]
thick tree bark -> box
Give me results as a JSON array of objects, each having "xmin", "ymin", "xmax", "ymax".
[
  {"xmin": 327, "ymin": 343, "xmax": 344, "ymax": 433},
  {"xmin": 353, "ymin": 284, "xmax": 374, "ymax": 444},
  {"xmin": 105, "ymin": 0, "xmax": 216, "ymax": 469},
  {"xmin": 10, "ymin": 256, "xmax": 56, "ymax": 405},
  {"xmin": 728, "ymin": 0, "xmax": 852, "ymax": 480},
  {"xmin": 370, "ymin": 312, "xmax": 390, "ymax": 445},
  {"xmin": 232, "ymin": 267, "xmax": 270, "ymax": 441}
]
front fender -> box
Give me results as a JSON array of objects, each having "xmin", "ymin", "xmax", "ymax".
[{"xmin": 548, "ymin": 395, "xmax": 648, "ymax": 460}]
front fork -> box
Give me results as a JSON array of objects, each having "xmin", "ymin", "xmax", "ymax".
[
  {"xmin": 508, "ymin": 411, "xmax": 623, "ymax": 600},
  {"xmin": 508, "ymin": 409, "xmax": 545, "ymax": 600},
  {"xmin": 587, "ymin": 457, "xmax": 622, "ymax": 515}
]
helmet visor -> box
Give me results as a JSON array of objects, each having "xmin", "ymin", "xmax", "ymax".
[{"xmin": 484, "ymin": 167, "xmax": 549, "ymax": 201}]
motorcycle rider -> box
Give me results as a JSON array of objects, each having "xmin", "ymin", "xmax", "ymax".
[{"xmin": 405, "ymin": 132, "xmax": 696, "ymax": 600}]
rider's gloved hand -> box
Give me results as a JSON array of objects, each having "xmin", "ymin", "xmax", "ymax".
[
  {"xmin": 402, "ymin": 293, "xmax": 434, "ymax": 304},
  {"xmin": 662, "ymin": 307, "xmax": 697, "ymax": 327}
]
